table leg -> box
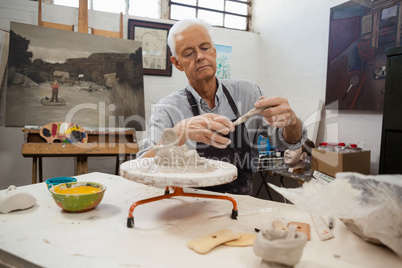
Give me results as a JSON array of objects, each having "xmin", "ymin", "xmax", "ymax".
[
  {"xmin": 39, "ymin": 157, "xmax": 43, "ymax": 183},
  {"xmin": 256, "ymin": 171, "xmax": 273, "ymax": 200},
  {"xmin": 115, "ymin": 155, "xmax": 133, "ymax": 175},
  {"xmin": 32, "ymin": 157, "xmax": 37, "ymax": 184},
  {"xmin": 115, "ymin": 156, "xmax": 119, "ymax": 175},
  {"xmin": 279, "ymin": 176, "xmax": 288, "ymax": 203},
  {"xmin": 256, "ymin": 174, "xmax": 265, "ymax": 196},
  {"xmin": 76, "ymin": 156, "xmax": 88, "ymax": 175}
]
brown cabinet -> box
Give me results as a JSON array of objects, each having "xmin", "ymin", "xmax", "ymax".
[{"xmin": 379, "ymin": 46, "xmax": 402, "ymax": 174}]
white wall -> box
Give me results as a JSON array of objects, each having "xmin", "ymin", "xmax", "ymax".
[
  {"xmin": 253, "ymin": 0, "xmax": 383, "ymax": 174},
  {"xmin": 0, "ymin": 0, "xmax": 260, "ymax": 189}
]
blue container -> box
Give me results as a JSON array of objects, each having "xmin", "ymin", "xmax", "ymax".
[
  {"xmin": 46, "ymin": 177, "xmax": 77, "ymax": 189},
  {"xmin": 258, "ymin": 135, "xmax": 272, "ymax": 156}
]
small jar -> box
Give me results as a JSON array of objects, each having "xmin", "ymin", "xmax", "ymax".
[
  {"xmin": 333, "ymin": 142, "xmax": 346, "ymax": 153},
  {"xmin": 317, "ymin": 142, "xmax": 333, "ymax": 151},
  {"xmin": 345, "ymin": 144, "xmax": 362, "ymax": 153}
]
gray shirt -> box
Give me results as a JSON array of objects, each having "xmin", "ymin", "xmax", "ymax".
[{"xmin": 137, "ymin": 78, "xmax": 307, "ymax": 173}]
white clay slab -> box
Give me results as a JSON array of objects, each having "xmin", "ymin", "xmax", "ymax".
[{"xmin": 120, "ymin": 158, "xmax": 237, "ymax": 188}]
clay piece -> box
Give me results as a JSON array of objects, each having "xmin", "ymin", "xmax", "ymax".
[
  {"xmin": 0, "ymin": 185, "xmax": 36, "ymax": 214},
  {"xmin": 152, "ymin": 128, "xmax": 214, "ymax": 173},
  {"xmin": 120, "ymin": 128, "xmax": 238, "ymax": 188},
  {"xmin": 253, "ymin": 221, "xmax": 307, "ymax": 267}
]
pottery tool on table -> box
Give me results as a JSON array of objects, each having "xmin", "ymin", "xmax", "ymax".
[
  {"xmin": 328, "ymin": 216, "xmax": 334, "ymax": 229},
  {"xmin": 187, "ymin": 229, "xmax": 240, "ymax": 254},
  {"xmin": 273, "ymin": 220, "xmax": 288, "ymax": 231},
  {"xmin": 233, "ymin": 106, "xmax": 271, "ymax": 126},
  {"xmin": 310, "ymin": 214, "xmax": 334, "ymax": 241},
  {"xmin": 224, "ymin": 233, "xmax": 257, "ymax": 247}
]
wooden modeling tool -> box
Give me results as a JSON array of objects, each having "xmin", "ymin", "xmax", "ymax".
[
  {"xmin": 273, "ymin": 220, "xmax": 288, "ymax": 231},
  {"xmin": 187, "ymin": 229, "xmax": 240, "ymax": 254},
  {"xmin": 310, "ymin": 214, "xmax": 334, "ymax": 241},
  {"xmin": 224, "ymin": 233, "xmax": 257, "ymax": 247},
  {"xmin": 233, "ymin": 106, "xmax": 271, "ymax": 126}
]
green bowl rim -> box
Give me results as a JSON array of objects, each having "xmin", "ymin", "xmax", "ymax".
[{"xmin": 49, "ymin": 181, "xmax": 107, "ymax": 196}]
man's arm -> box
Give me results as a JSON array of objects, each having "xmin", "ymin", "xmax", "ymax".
[
  {"xmin": 282, "ymin": 111, "xmax": 303, "ymax": 144},
  {"xmin": 138, "ymin": 113, "xmax": 234, "ymax": 158}
]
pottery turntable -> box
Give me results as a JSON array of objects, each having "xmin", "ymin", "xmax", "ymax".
[{"xmin": 119, "ymin": 129, "xmax": 239, "ymax": 228}]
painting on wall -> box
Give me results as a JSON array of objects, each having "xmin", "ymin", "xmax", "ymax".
[
  {"xmin": 4, "ymin": 22, "xmax": 145, "ymax": 130},
  {"xmin": 215, "ymin": 44, "xmax": 232, "ymax": 80},
  {"xmin": 128, "ymin": 19, "xmax": 172, "ymax": 76},
  {"xmin": 325, "ymin": 0, "xmax": 402, "ymax": 110}
]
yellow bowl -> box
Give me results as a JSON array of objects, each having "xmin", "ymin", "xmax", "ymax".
[{"xmin": 49, "ymin": 181, "xmax": 106, "ymax": 212}]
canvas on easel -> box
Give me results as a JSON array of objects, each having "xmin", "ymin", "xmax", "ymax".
[{"xmin": 5, "ymin": 22, "xmax": 145, "ymax": 130}]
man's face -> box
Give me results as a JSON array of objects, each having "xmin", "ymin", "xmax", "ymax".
[{"xmin": 170, "ymin": 25, "xmax": 217, "ymax": 86}]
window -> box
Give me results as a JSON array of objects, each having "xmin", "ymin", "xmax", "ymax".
[
  {"xmin": 128, "ymin": 0, "xmax": 160, "ymax": 19},
  {"xmin": 53, "ymin": 0, "xmax": 79, "ymax": 8},
  {"xmin": 52, "ymin": 0, "xmax": 251, "ymax": 30},
  {"xmin": 92, "ymin": 0, "xmax": 125, "ymax": 14},
  {"xmin": 170, "ymin": 0, "xmax": 251, "ymax": 31},
  {"xmin": 53, "ymin": 0, "xmax": 160, "ymax": 19}
]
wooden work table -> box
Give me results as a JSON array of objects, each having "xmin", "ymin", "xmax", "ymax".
[
  {"xmin": 0, "ymin": 172, "xmax": 401, "ymax": 267},
  {"xmin": 22, "ymin": 126, "xmax": 139, "ymax": 183}
]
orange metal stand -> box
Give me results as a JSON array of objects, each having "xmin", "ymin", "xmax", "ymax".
[{"xmin": 127, "ymin": 187, "xmax": 238, "ymax": 228}]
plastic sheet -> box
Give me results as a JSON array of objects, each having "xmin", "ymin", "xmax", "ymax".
[{"xmin": 269, "ymin": 172, "xmax": 402, "ymax": 259}]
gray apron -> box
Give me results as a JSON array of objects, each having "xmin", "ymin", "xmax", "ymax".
[{"xmin": 186, "ymin": 84, "xmax": 253, "ymax": 195}]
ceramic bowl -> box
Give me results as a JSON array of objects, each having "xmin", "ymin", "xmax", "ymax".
[
  {"xmin": 49, "ymin": 181, "xmax": 106, "ymax": 212},
  {"xmin": 45, "ymin": 177, "xmax": 77, "ymax": 189}
]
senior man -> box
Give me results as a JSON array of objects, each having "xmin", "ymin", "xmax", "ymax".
[{"xmin": 137, "ymin": 18, "xmax": 307, "ymax": 195}]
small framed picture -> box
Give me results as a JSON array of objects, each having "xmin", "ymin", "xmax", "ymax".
[{"xmin": 128, "ymin": 19, "xmax": 172, "ymax": 76}]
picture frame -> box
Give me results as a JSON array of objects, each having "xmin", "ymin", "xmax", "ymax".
[{"xmin": 128, "ymin": 19, "xmax": 172, "ymax": 76}]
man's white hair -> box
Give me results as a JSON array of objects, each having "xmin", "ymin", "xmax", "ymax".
[{"xmin": 167, "ymin": 18, "xmax": 214, "ymax": 58}]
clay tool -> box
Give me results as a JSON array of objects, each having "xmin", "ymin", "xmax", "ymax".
[
  {"xmin": 224, "ymin": 233, "xmax": 257, "ymax": 247},
  {"xmin": 328, "ymin": 217, "xmax": 334, "ymax": 229},
  {"xmin": 310, "ymin": 214, "xmax": 334, "ymax": 241},
  {"xmin": 187, "ymin": 229, "xmax": 240, "ymax": 254},
  {"xmin": 233, "ymin": 106, "xmax": 271, "ymax": 126},
  {"xmin": 273, "ymin": 220, "xmax": 288, "ymax": 231},
  {"xmin": 255, "ymin": 219, "xmax": 286, "ymax": 234}
]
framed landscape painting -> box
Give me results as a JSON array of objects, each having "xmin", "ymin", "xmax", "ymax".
[{"xmin": 5, "ymin": 22, "xmax": 145, "ymax": 130}]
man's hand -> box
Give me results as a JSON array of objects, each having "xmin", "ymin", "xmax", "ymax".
[
  {"xmin": 173, "ymin": 113, "xmax": 234, "ymax": 148},
  {"xmin": 255, "ymin": 96, "xmax": 302, "ymax": 144}
]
